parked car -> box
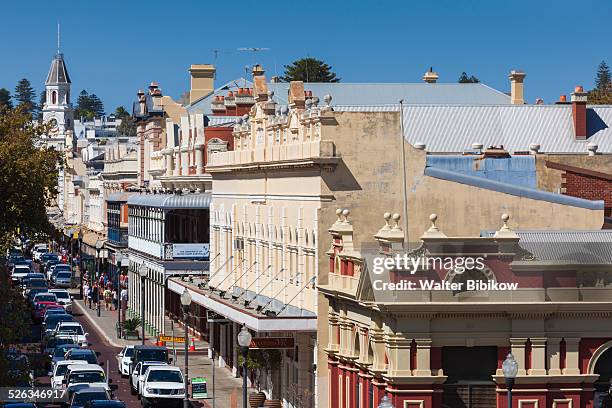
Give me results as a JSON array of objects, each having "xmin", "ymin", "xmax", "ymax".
[
  {"xmin": 32, "ymin": 301, "xmax": 60, "ymax": 322},
  {"xmin": 83, "ymin": 401, "xmax": 127, "ymax": 408},
  {"xmin": 131, "ymin": 345, "xmax": 169, "ymax": 374},
  {"xmin": 68, "ymin": 387, "xmax": 111, "ymax": 408},
  {"xmin": 130, "ymin": 361, "xmax": 168, "ymax": 395},
  {"xmin": 41, "ymin": 252, "xmax": 60, "ymax": 267},
  {"xmin": 55, "ymin": 321, "xmax": 88, "ymax": 346},
  {"xmin": 42, "ymin": 304, "xmax": 67, "ymax": 320},
  {"xmin": 116, "ymin": 345, "xmax": 135, "ymax": 377},
  {"xmin": 43, "ymin": 313, "xmax": 75, "ymax": 338},
  {"xmin": 50, "ymin": 289, "xmax": 73, "ymax": 313},
  {"xmin": 43, "ymin": 334, "xmax": 76, "ymax": 356},
  {"xmin": 50, "ymin": 344, "xmax": 81, "ymax": 366},
  {"xmin": 33, "ymin": 246, "xmax": 49, "ymax": 262},
  {"xmin": 63, "ymin": 364, "xmax": 111, "ymax": 396},
  {"xmin": 24, "ymin": 277, "xmax": 48, "ymax": 297},
  {"xmin": 49, "ymin": 359, "xmax": 88, "ymax": 389},
  {"xmin": 32, "ymin": 292, "xmax": 57, "ymax": 308},
  {"xmin": 27, "ymin": 288, "xmax": 49, "ymax": 303},
  {"xmin": 140, "ymin": 365, "xmax": 185, "ymax": 408},
  {"xmin": 11, "ymin": 264, "xmax": 31, "ymax": 283},
  {"xmin": 50, "ymin": 264, "xmax": 71, "ymax": 284},
  {"xmin": 54, "ymin": 271, "xmax": 73, "ymax": 288},
  {"xmin": 64, "ymin": 348, "xmax": 97, "ymax": 365}
]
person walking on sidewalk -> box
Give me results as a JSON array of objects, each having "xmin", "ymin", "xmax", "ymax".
[
  {"xmin": 120, "ymin": 285, "xmax": 128, "ymax": 321},
  {"xmin": 87, "ymin": 283, "xmax": 93, "ymax": 309},
  {"xmin": 92, "ymin": 284, "xmax": 99, "ymax": 310},
  {"xmin": 112, "ymin": 288, "xmax": 118, "ymax": 311},
  {"xmin": 83, "ymin": 281, "xmax": 89, "ymax": 303},
  {"xmin": 103, "ymin": 286, "xmax": 112, "ymax": 311}
]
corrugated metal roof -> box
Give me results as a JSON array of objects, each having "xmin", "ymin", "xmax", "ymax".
[
  {"xmin": 402, "ymin": 104, "xmax": 612, "ymax": 153},
  {"xmin": 481, "ymin": 230, "xmax": 612, "ymax": 264},
  {"xmin": 188, "ymin": 81, "xmax": 510, "ymax": 115},
  {"xmin": 425, "ymin": 167, "xmax": 604, "ymax": 210},
  {"xmin": 106, "ymin": 192, "xmax": 136, "ymax": 202},
  {"xmin": 127, "ymin": 192, "xmax": 212, "ymax": 209},
  {"xmin": 207, "ymin": 116, "xmax": 239, "ymax": 127}
]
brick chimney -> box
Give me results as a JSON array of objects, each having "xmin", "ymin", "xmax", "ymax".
[
  {"xmin": 571, "ymin": 85, "xmax": 588, "ymax": 140},
  {"xmin": 188, "ymin": 64, "xmax": 216, "ymax": 104},
  {"xmin": 509, "ymin": 71, "xmax": 526, "ymax": 105}
]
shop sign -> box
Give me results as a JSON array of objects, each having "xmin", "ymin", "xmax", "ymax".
[
  {"xmin": 164, "ymin": 243, "xmax": 210, "ymax": 260},
  {"xmin": 191, "ymin": 377, "xmax": 207, "ymax": 399},
  {"xmin": 249, "ymin": 337, "xmax": 295, "ymax": 349},
  {"xmin": 159, "ymin": 335, "xmax": 185, "ymax": 343}
]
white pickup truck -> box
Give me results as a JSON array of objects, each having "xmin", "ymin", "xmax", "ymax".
[{"xmin": 140, "ymin": 365, "xmax": 186, "ymax": 408}]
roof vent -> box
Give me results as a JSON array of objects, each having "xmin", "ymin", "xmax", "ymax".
[{"xmin": 422, "ymin": 67, "xmax": 439, "ymax": 83}]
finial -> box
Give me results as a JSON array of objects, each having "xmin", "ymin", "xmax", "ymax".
[
  {"xmin": 267, "ymin": 90, "xmax": 274, "ymax": 100},
  {"xmin": 324, "ymin": 94, "xmax": 332, "ymax": 107},
  {"xmin": 391, "ymin": 213, "xmax": 401, "ymax": 229},
  {"xmin": 383, "ymin": 212, "xmax": 392, "ymax": 230},
  {"xmin": 428, "ymin": 213, "xmax": 439, "ymax": 232},
  {"xmin": 305, "ymin": 98, "xmax": 313, "ymax": 110},
  {"xmin": 312, "ymin": 96, "xmax": 319, "ymax": 107},
  {"xmin": 342, "ymin": 209, "xmax": 350, "ymax": 223},
  {"xmin": 57, "ymin": 22, "xmax": 60, "ymax": 55},
  {"xmin": 335, "ymin": 208, "xmax": 343, "ymax": 222},
  {"xmin": 501, "ymin": 213, "xmax": 510, "ymax": 231}
]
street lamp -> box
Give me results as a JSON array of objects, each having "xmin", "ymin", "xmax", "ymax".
[
  {"xmin": 377, "ymin": 395, "xmax": 395, "ymax": 408},
  {"xmin": 115, "ymin": 252, "xmax": 123, "ymax": 338},
  {"xmin": 180, "ymin": 288, "xmax": 192, "ymax": 408},
  {"xmin": 237, "ymin": 325, "xmax": 252, "ymax": 408},
  {"xmin": 95, "ymin": 239, "xmax": 104, "ymax": 317},
  {"xmin": 78, "ymin": 230, "xmax": 83, "ymax": 299},
  {"xmin": 502, "ymin": 353, "xmax": 519, "ymax": 408},
  {"xmin": 138, "ymin": 263, "xmax": 148, "ymax": 345}
]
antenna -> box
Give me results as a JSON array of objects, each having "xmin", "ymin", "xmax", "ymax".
[{"xmin": 57, "ymin": 22, "xmax": 60, "ymax": 54}]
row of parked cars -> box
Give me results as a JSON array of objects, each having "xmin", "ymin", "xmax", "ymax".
[{"xmin": 6, "ymin": 246, "xmax": 124, "ymax": 408}]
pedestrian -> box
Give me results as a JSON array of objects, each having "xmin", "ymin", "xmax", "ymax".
[
  {"xmin": 92, "ymin": 284, "xmax": 99, "ymax": 310},
  {"xmin": 86, "ymin": 284, "xmax": 93, "ymax": 309},
  {"xmin": 103, "ymin": 286, "xmax": 112, "ymax": 311},
  {"xmin": 112, "ymin": 288, "xmax": 118, "ymax": 311},
  {"xmin": 120, "ymin": 285, "xmax": 128, "ymax": 321},
  {"xmin": 82, "ymin": 281, "xmax": 89, "ymax": 303}
]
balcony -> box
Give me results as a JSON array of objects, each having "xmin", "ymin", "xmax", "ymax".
[{"xmin": 207, "ymin": 140, "xmax": 337, "ymax": 169}]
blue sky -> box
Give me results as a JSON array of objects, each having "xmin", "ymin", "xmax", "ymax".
[{"xmin": 1, "ymin": 0, "xmax": 610, "ymax": 112}]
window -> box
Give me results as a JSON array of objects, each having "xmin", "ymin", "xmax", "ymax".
[{"xmin": 52, "ymin": 91, "xmax": 57, "ymax": 104}]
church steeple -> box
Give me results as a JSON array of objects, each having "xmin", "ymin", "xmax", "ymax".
[{"xmin": 45, "ymin": 53, "xmax": 71, "ymax": 85}]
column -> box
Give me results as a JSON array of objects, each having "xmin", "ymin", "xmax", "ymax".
[
  {"xmin": 563, "ymin": 338, "xmax": 581, "ymax": 375},
  {"xmin": 510, "ymin": 338, "xmax": 528, "ymax": 375},
  {"xmin": 219, "ymin": 324, "xmax": 227, "ymax": 368},
  {"xmin": 414, "ymin": 339, "xmax": 432, "ymax": 376},
  {"xmin": 547, "ymin": 338, "xmax": 562, "ymax": 375},
  {"xmin": 195, "ymin": 144, "xmax": 204, "ymax": 174},
  {"xmin": 232, "ymin": 322, "xmax": 240, "ymax": 378},
  {"xmin": 385, "ymin": 333, "xmax": 412, "ymax": 377},
  {"xmin": 529, "ymin": 338, "xmax": 547, "ymax": 375},
  {"xmin": 208, "ymin": 322, "xmax": 215, "ymax": 359}
]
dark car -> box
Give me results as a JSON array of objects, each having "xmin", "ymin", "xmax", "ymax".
[
  {"xmin": 43, "ymin": 335, "xmax": 76, "ymax": 355},
  {"xmin": 51, "ymin": 344, "xmax": 81, "ymax": 365},
  {"xmin": 27, "ymin": 288, "xmax": 49, "ymax": 304},
  {"xmin": 4, "ymin": 403, "xmax": 39, "ymax": 408},
  {"xmin": 84, "ymin": 401, "xmax": 126, "ymax": 408},
  {"xmin": 43, "ymin": 313, "xmax": 75, "ymax": 337},
  {"xmin": 65, "ymin": 349, "xmax": 97, "ymax": 365},
  {"xmin": 131, "ymin": 345, "xmax": 169, "ymax": 374},
  {"xmin": 69, "ymin": 387, "xmax": 110, "ymax": 408}
]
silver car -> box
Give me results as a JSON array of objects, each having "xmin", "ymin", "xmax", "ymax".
[{"xmin": 54, "ymin": 271, "xmax": 73, "ymax": 288}]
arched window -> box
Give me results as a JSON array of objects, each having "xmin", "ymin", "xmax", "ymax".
[{"xmin": 52, "ymin": 91, "xmax": 57, "ymax": 105}]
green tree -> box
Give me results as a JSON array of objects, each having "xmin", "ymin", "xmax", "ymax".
[
  {"xmin": 75, "ymin": 90, "xmax": 106, "ymax": 120},
  {"xmin": 458, "ymin": 72, "xmax": 480, "ymax": 83},
  {"xmin": 0, "ymin": 88, "xmax": 11, "ymax": 109},
  {"xmin": 38, "ymin": 90, "xmax": 46, "ymax": 121},
  {"xmin": 0, "ymin": 106, "xmax": 59, "ymax": 384},
  {"xmin": 115, "ymin": 106, "xmax": 136, "ymax": 136},
  {"xmin": 588, "ymin": 60, "xmax": 612, "ymax": 104},
  {"xmin": 89, "ymin": 94, "xmax": 105, "ymax": 117},
  {"xmin": 14, "ymin": 78, "xmax": 37, "ymax": 116},
  {"xmin": 282, "ymin": 57, "xmax": 340, "ymax": 83}
]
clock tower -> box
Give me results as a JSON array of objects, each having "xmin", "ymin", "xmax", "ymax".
[{"xmin": 42, "ymin": 52, "xmax": 73, "ymax": 151}]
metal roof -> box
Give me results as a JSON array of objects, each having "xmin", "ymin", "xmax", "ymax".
[
  {"xmin": 127, "ymin": 192, "xmax": 212, "ymax": 210},
  {"xmin": 45, "ymin": 53, "xmax": 71, "ymax": 85},
  {"xmin": 481, "ymin": 230, "xmax": 612, "ymax": 264},
  {"xmin": 106, "ymin": 192, "xmax": 136, "ymax": 203},
  {"xmin": 206, "ymin": 116, "xmax": 239, "ymax": 127},
  {"xmin": 402, "ymin": 104, "xmax": 612, "ymax": 153},
  {"xmin": 188, "ymin": 80, "xmax": 510, "ymax": 115},
  {"xmin": 425, "ymin": 166, "xmax": 604, "ymax": 210}
]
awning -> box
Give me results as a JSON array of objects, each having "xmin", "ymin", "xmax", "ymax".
[
  {"xmin": 168, "ymin": 279, "xmax": 316, "ymax": 332},
  {"xmin": 127, "ymin": 192, "xmax": 211, "ymax": 210}
]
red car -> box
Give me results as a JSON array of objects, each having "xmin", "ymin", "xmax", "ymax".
[{"xmin": 32, "ymin": 301, "xmax": 61, "ymax": 322}]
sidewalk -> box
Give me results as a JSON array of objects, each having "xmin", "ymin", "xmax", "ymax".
[{"xmin": 74, "ymin": 297, "xmax": 244, "ymax": 408}]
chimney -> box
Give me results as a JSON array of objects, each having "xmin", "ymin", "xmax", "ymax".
[
  {"xmin": 571, "ymin": 85, "xmax": 588, "ymax": 140},
  {"xmin": 422, "ymin": 67, "xmax": 439, "ymax": 83},
  {"xmin": 252, "ymin": 64, "xmax": 265, "ymax": 77},
  {"xmin": 509, "ymin": 70, "xmax": 526, "ymax": 105},
  {"xmin": 188, "ymin": 64, "xmax": 216, "ymax": 104}
]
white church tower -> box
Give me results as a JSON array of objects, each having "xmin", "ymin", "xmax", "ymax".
[{"xmin": 42, "ymin": 51, "xmax": 73, "ymax": 151}]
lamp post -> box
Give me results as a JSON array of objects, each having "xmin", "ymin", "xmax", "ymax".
[
  {"xmin": 237, "ymin": 325, "xmax": 252, "ymax": 408},
  {"xmin": 115, "ymin": 252, "xmax": 123, "ymax": 338},
  {"xmin": 502, "ymin": 353, "xmax": 519, "ymax": 408},
  {"xmin": 138, "ymin": 263, "xmax": 148, "ymax": 345},
  {"xmin": 78, "ymin": 230, "xmax": 83, "ymax": 299},
  {"xmin": 377, "ymin": 395, "xmax": 395, "ymax": 408},
  {"xmin": 95, "ymin": 239, "xmax": 103, "ymax": 317},
  {"xmin": 180, "ymin": 288, "xmax": 192, "ymax": 408}
]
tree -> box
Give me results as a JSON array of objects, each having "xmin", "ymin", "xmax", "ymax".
[
  {"xmin": 0, "ymin": 88, "xmax": 11, "ymax": 109},
  {"xmin": 38, "ymin": 90, "xmax": 46, "ymax": 121},
  {"xmin": 14, "ymin": 78, "xmax": 37, "ymax": 116},
  {"xmin": 588, "ymin": 60, "xmax": 612, "ymax": 104},
  {"xmin": 282, "ymin": 57, "xmax": 340, "ymax": 83},
  {"xmin": 115, "ymin": 106, "xmax": 136, "ymax": 136},
  {"xmin": 458, "ymin": 72, "xmax": 480, "ymax": 83},
  {"xmin": 89, "ymin": 94, "xmax": 105, "ymax": 117},
  {"xmin": 74, "ymin": 90, "xmax": 105, "ymax": 120},
  {"xmin": 0, "ymin": 106, "xmax": 59, "ymax": 384}
]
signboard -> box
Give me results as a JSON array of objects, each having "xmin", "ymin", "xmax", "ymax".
[
  {"xmin": 191, "ymin": 377, "xmax": 207, "ymax": 399},
  {"xmin": 164, "ymin": 243, "xmax": 210, "ymax": 260},
  {"xmin": 159, "ymin": 335, "xmax": 185, "ymax": 343},
  {"xmin": 249, "ymin": 337, "xmax": 295, "ymax": 349}
]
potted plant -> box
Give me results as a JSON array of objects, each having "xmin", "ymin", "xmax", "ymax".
[
  {"xmin": 240, "ymin": 349, "xmax": 282, "ymax": 407},
  {"xmin": 122, "ymin": 317, "xmax": 141, "ymax": 340}
]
